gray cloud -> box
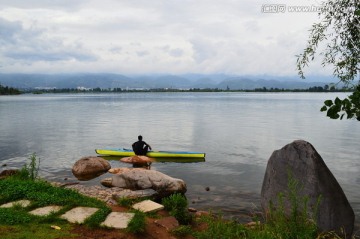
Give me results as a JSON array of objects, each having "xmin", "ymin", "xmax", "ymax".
[
  {"xmin": 0, "ymin": 18, "xmax": 42, "ymax": 44},
  {"xmin": 0, "ymin": 0, "xmax": 86, "ymax": 11},
  {"xmin": 109, "ymin": 47, "xmax": 122, "ymax": 54},
  {"xmin": 0, "ymin": 18, "xmax": 22, "ymax": 41},
  {"xmin": 190, "ymin": 37, "xmax": 218, "ymax": 64},
  {"xmin": 0, "ymin": 17, "xmax": 97, "ymax": 63},
  {"xmin": 136, "ymin": 50, "xmax": 150, "ymax": 57},
  {"xmin": 0, "ymin": 0, "xmax": 327, "ymax": 75},
  {"xmin": 158, "ymin": 46, "xmax": 185, "ymax": 58},
  {"xmin": 5, "ymin": 48, "xmax": 97, "ymax": 62},
  {"xmin": 244, "ymin": 20, "xmax": 260, "ymax": 32},
  {"xmin": 169, "ymin": 48, "xmax": 184, "ymax": 58}
]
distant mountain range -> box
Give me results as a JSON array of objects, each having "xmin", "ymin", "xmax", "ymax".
[{"xmin": 0, "ymin": 73, "xmax": 339, "ymax": 90}]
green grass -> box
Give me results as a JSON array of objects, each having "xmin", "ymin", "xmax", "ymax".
[
  {"xmin": 0, "ymin": 177, "xmax": 109, "ymax": 228},
  {"xmin": 126, "ymin": 210, "xmax": 146, "ymax": 234},
  {"xmin": 84, "ymin": 207, "xmax": 112, "ymax": 228},
  {"xmin": 0, "ymin": 178, "xmax": 107, "ymax": 209},
  {"xmin": 0, "ymin": 176, "xmax": 112, "ymax": 238},
  {"xmin": 117, "ymin": 197, "xmax": 134, "ymax": 208},
  {"xmin": 0, "ymin": 208, "xmax": 35, "ymax": 225},
  {"xmin": 194, "ymin": 215, "xmax": 248, "ymax": 239},
  {"xmin": 0, "ymin": 223, "xmax": 76, "ymax": 239},
  {"xmin": 171, "ymin": 225, "xmax": 193, "ymax": 237},
  {"xmin": 192, "ymin": 214, "xmax": 351, "ymax": 239}
]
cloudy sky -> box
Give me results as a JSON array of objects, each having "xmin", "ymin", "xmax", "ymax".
[{"xmin": 0, "ymin": 0, "xmax": 330, "ymax": 76}]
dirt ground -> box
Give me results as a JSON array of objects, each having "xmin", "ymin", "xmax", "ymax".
[{"xmin": 59, "ymin": 205, "xmax": 200, "ymax": 239}]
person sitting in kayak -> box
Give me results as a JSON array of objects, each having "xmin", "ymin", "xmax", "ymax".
[{"xmin": 132, "ymin": 135, "xmax": 152, "ymax": 156}]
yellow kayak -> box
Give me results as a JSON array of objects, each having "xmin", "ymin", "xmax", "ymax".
[{"xmin": 95, "ymin": 148, "xmax": 205, "ymax": 158}]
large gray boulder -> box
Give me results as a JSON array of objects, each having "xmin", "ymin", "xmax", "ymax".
[
  {"xmin": 261, "ymin": 140, "xmax": 354, "ymax": 237},
  {"xmin": 101, "ymin": 168, "xmax": 186, "ymax": 197},
  {"xmin": 72, "ymin": 156, "xmax": 111, "ymax": 180}
]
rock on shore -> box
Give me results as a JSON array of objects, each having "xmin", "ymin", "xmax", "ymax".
[
  {"xmin": 72, "ymin": 156, "xmax": 111, "ymax": 180},
  {"xmin": 261, "ymin": 140, "xmax": 355, "ymax": 238},
  {"xmin": 101, "ymin": 168, "xmax": 186, "ymax": 197}
]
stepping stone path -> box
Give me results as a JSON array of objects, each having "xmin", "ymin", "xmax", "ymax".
[
  {"xmin": 132, "ymin": 199, "xmax": 164, "ymax": 213},
  {"xmin": 0, "ymin": 200, "xmax": 31, "ymax": 208},
  {"xmin": 29, "ymin": 205, "xmax": 63, "ymax": 216},
  {"xmin": 101, "ymin": 212, "xmax": 135, "ymax": 229},
  {"xmin": 60, "ymin": 206, "xmax": 100, "ymax": 224},
  {"xmin": 0, "ymin": 199, "xmax": 164, "ymax": 229}
]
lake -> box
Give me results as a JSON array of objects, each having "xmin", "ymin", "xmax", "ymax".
[{"xmin": 1, "ymin": 92, "xmax": 359, "ymax": 222}]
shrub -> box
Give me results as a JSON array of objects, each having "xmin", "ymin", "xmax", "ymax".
[
  {"xmin": 15, "ymin": 153, "xmax": 40, "ymax": 181},
  {"xmin": 162, "ymin": 193, "xmax": 188, "ymax": 212},
  {"xmin": 162, "ymin": 193, "xmax": 193, "ymax": 225}
]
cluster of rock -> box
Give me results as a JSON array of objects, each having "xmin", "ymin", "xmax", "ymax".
[{"xmin": 71, "ymin": 155, "xmax": 187, "ymax": 201}]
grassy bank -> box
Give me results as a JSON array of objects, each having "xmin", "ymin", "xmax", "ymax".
[
  {"xmin": 0, "ymin": 177, "xmax": 111, "ymax": 239},
  {"xmin": 0, "ymin": 154, "xmax": 352, "ymax": 238},
  {"xmin": 0, "ymin": 176, "xmax": 353, "ymax": 239}
]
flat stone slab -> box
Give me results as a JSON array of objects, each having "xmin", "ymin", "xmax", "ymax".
[
  {"xmin": 29, "ymin": 205, "xmax": 63, "ymax": 216},
  {"xmin": 132, "ymin": 200, "xmax": 164, "ymax": 213},
  {"xmin": 101, "ymin": 212, "xmax": 135, "ymax": 229},
  {"xmin": 0, "ymin": 200, "xmax": 31, "ymax": 208},
  {"xmin": 60, "ymin": 207, "xmax": 99, "ymax": 224},
  {"xmin": 113, "ymin": 189, "xmax": 158, "ymax": 200}
]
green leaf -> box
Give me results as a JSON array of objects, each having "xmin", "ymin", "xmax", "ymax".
[
  {"xmin": 347, "ymin": 113, "xmax": 354, "ymax": 119},
  {"xmin": 355, "ymin": 9, "xmax": 360, "ymax": 16},
  {"xmin": 320, "ymin": 106, "xmax": 327, "ymax": 112},
  {"xmin": 334, "ymin": 97, "xmax": 341, "ymax": 105},
  {"xmin": 324, "ymin": 100, "xmax": 333, "ymax": 107},
  {"xmin": 342, "ymin": 98, "xmax": 351, "ymax": 106},
  {"xmin": 327, "ymin": 105, "xmax": 340, "ymax": 119}
]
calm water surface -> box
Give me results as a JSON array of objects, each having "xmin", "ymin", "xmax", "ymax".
[{"xmin": 1, "ymin": 92, "xmax": 359, "ymax": 221}]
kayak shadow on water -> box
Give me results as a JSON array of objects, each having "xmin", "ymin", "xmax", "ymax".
[{"xmin": 100, "ymin": 156, "xmax": 206, "ymax": 163}]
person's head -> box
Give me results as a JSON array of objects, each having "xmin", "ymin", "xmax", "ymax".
[{"xmin": 138, "ymin": 135, "xmax": 143, "ymax": 141}]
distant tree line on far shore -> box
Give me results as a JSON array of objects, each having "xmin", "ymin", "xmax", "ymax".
[
  {"xmin": 252, "ymin": 84, "xmax": 339, "ymax": 92},
  {"xmin": 2, "ymin": 84, "xmax": 353, "ymax": 95},
  {"xmin": 0, "ymin": 83, "xmax": 21, "ymax": 95}
]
